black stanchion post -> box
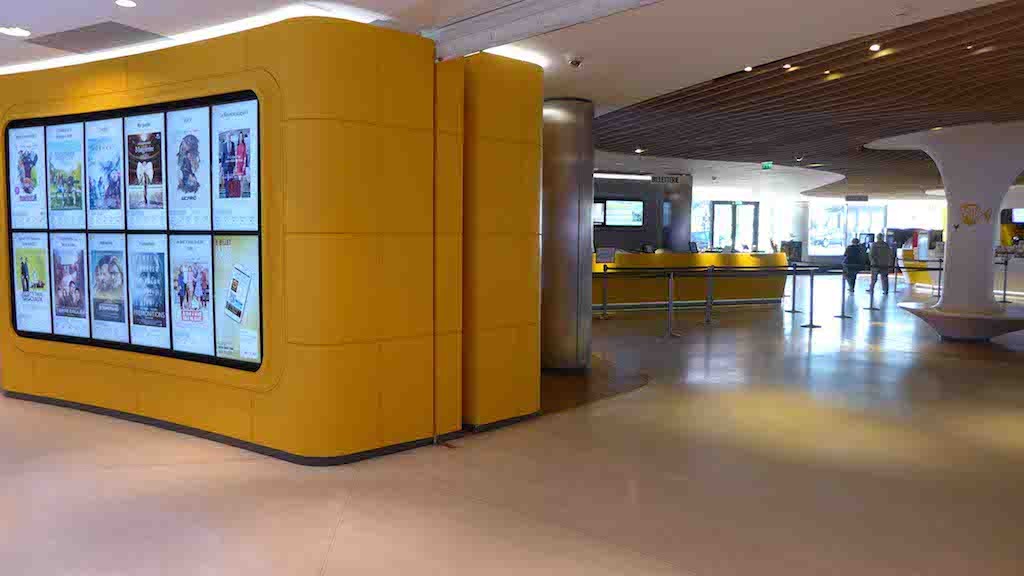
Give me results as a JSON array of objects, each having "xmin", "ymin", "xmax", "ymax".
[
  {"xmin": 800, "ymin": 268, "xmax": 822, "ymax": 329},
  {"xmin": 785, "ymin": 262, "xmax": 801, "ymax": 314},
  {"xmin": 601, "ymin": 265, "xmax": 610, "ymax": 319},
  {"xmin": 1000, "ymin": 257, "xmax": 1011, "ymax": 304},
  {"xmin": 702, "ymin": 266, "xmax": 715, "ymax": 326},
  {"xmin": 937, "ymin": 258, "xmax": 944, "ymax": 300},
  {"xmin": 666, "ymin": 271, "xmax": 680, "ymax": 338},
  {"xmin": 864, "ymin": 265, "xmax": 881, "ymax": 311},
  {"xmin": 836, "ymin": 264, "xmax": 852, "ymax": 319}
]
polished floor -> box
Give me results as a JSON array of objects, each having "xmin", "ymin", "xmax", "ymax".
[{"xmin": 3, "ymin": 275, "xmax": 1024, "ymax": 575}]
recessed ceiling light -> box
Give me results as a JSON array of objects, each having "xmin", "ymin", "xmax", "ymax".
[
  {"xmin": 782, "ymin": 63, "xmax": 791, "ymax": 69},
  {"xmin": 966, "ymin": 45, "xmax": 974, "ymax": 50},
  {"xmin": 115, "ymin": 0, "xmax": 137, "ymax": 7},
  {"xmin": 634, "ymin": 148, "xmax": 646, "ymax": 154},
  {"xmin": 931, "ymin": 126, "xmax": 943, "ymax": 131},
  {"xmin": 0, "ymin": 26, "xmax": 30, "ymax": 37},
  {"xmin": 743, "ymin": 66, "xmax": 753, "ymax": 72},
  {"xmin": 869, "ymin": 43, "xmax": 881, "ymax": 52},
  {"xmin": 807, "ymin": 163, "xmax": 825, "ymax": 168}
]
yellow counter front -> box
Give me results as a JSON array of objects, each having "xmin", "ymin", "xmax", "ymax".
[
  {"xmin": 593, "ymin": 252, "xmax": 788, "ymax": 307},
  {"xmin": 900, "ymin": 249, "xmax": 940, "ymax": 287}
]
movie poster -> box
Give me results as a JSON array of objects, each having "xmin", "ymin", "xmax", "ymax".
[
  {"xmin": 88, "ymin": 233, "xmax": 129, "ymax": 343},
  {"xmin": 214, "ymin": 235, "xmax": 260, "ymax": 363},
  {"xmin": 167, "ymin": 107, "xmax": 211, "ymax": 231},
  {"xmin": 212, "ymin": 100, "xmax": 258, "ymax": 231},
  {"xmin": 12, "ymin": 232, "xmax": 52, "ymax": 334},
  {"xmin": 85, "ymin": 118, "xmax": 126, "ymax": 230},
  {"xmin": 125, "ymin": 113, "xmax": 166, "ymax": 230},
  {"xmin": 128, "ymin": 234, "xmax": 170, "ymax": 349},
  {"xmin": 169, "ymin": 235, "xmax": 214, "ymax": 355},
  {"xmin": 7, "ymin": 126, "xmax": 48, "ymax": 229},
  {"xmin": 50, "ymin": 232, "xmax": 90, "ymax": 338},
  {"xmin": 46, "ymin": 123, "xmax": 86, "ymax": 230}
]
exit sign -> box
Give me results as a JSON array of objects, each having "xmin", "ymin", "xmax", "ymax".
[{"xmin": 761, "ymin": 161, "xmax": 773, "ymax": 170}]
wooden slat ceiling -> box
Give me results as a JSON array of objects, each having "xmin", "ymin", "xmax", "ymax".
[{"xmin": 593, "ymin": 0, "xmax": 1024, "ymax": 198}]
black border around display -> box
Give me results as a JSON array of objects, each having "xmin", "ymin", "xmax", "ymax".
[{"xmin": 6, "ymin": 91, "xmax": 262, "ymax": 372}]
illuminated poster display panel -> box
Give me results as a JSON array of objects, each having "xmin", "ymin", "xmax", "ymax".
[
  {"xmin": 88, "ymin": 233, "xmax": 129, "ymax": 343},
  {"xmin": 11, "ymin": 232, "xmax": 52, "ymax": 334},
  {"xmin": 5, "ymin": 92, "xmax": 260, "ymax": 370},
  {"xmin": 169, "ymin": 235, "xmax": 214, "ymax": 355},
  {"xmin": 214, "ymin": 235, "xmax": 260, "ymax": 363},
  {"xmin": 605, "ymin": 200, "xmax": 644, "ymax": 227},
  {"xmin": 7, "ymin": 127, "xmax": 47, "ymax": 229},
  {"xmin": 85, "ymin": 118, "xmax": 126, "ymax": 230},
  {"xmin": 212, "ymin": 100, "xmax": 259, "ymax": 231},
  {"xmin": 167, "ymin": 107, "xmax": 212, "ymax": 230},
  {"xmin": 46, "ymin": 123, "xmax": 86, "ymax": 230},
  {"xmin": 592, "ymin": 202, "xmax": 605, "ymax": 225},
  {"xmin": 50, "ymin": 232, "xmax": 90, "ymax": 338},
  {"xmin": 125, "ymin": 113, "xmax": 167, "ymax": 230}
]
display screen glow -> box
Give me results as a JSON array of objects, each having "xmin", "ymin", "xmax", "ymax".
[
  {"xmin": 605, "ymin": 200, "xmax": 644, "ymax": 227},
  {"xmin": 592, "ymin": 202, "xmax": 605, "ymax": 225},
  {"xmin": 1013, "ymin": 208, "xmax": 1024, "ymax": 224}
]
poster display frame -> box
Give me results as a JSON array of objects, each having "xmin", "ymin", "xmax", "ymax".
[{"xmin": 4, "ymin": 91, "xmax": 262, "ymax": 371}]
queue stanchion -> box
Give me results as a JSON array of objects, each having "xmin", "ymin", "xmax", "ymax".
[
  {"xmin": 800, "ymin": 267, "xmax": 821, "ymax": 329},
  {"xmin": 702, "ymin": 265, "xmax": 715, "ymax": 326},
  {"xmin": 785, "ymin": 262, "xmax": 802, "ymax": 314},
  {"xmin": 937, "ymin": 258, "xmax": 944, "ymax": 300},
  {"xmin": 893, "ymin": 260, "xmax": 900, "ymax": 292},
  {"xmin": 864, "ymin": 265, "xmax": 881, "ymax": 311},
  {"xmin": 1000, "ymin": 257, "xmax": 1011, "ymax": 304},
  {"xmin": 600, "ymin": 265, "xmax": 610, "ymax": 319},
  {"xmin": 835, "ymin": 264, "xmax": 853, "ymax": 319},
  {"xmin": 666, "ymin": 271, "xmax": 681, "ymax": 338}
]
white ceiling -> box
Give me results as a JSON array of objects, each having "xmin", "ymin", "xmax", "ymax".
[{"xmin": 596, "ymin": 150, "xmax": 845, "ymax": 199}]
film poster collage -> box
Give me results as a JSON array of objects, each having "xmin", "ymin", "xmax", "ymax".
[{"xmin": 8, "ymin": 98, "xmax": 261, "ymax": 364}]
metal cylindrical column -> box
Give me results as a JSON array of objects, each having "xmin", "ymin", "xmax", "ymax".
[{"xmin": 541, "ymin": 98, "xmax": 594, "ymax": 370}]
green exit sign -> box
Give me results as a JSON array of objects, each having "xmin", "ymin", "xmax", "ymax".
[{"xmin": 761, "ymin": 161, "xmax": 774, "ymax": 170}]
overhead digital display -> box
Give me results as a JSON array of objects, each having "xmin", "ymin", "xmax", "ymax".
[
  {"xmin": 212, "ymin": 100, "xmax": 259, "ymax": 231},
  {"xmin": 50, "ymin": 232, "xmax": 90, "ymax": 338},
  {"xmin": 5, "ymin": 92, "xmax": 261, "ymax": 370},
  {"xmin": 604, "ymin": 200, "xmax": 644, "ymax": 227},
  {"xmin": 8, "ymin": 127, "xmax": 47, "ymax": 229},
  {"xmin": 11, "ymin": 232, "xmax": 52, "ymax": 334},
  {"xmin": 46, "ymin": 123, "xmax": 86, "ymax": 230},
  {"xmin": 1013, "ymin": 208, "xmax": 1024, "ymax": 224},
  {"xmin": 167, "ymin": 107, "xmax": 212, "ymax": 230},
  {"xmin": 170, "ymin": 235, "xmax": 214, "ymax": 356},
  {"xmin": 88, "ymin": 233, "xmax": 129, "ymax": 343},
  {"xmin": 214, "ymin": 235, "xmax": 260, "ymax": 363},
  {"xmin": 125, "ymin": 113, "xmax": 167, "ymax": 230},
  {"xmin": 85, "ymin": 118, "xmax": 126, "ymax": 230}
]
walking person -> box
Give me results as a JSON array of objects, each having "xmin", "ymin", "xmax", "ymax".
[
  {"xmin": 869, "ymin": 233, "xmax": 893, "ymax": 294},
  {"xmin": 843, "ymin": 237, "xmax": 867, "ymax": 292}
]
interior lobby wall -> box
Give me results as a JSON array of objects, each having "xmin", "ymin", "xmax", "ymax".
[
  {"xmin": 462, "ymin": 53, "xmax": 543, "ymax": 428},
  {"xmin": 594, "ymin": 179, "xmax": 662, "ymax": 250},
  {"xmin": 0, "ymin": 17, "xmax": 445, "ymax": 462}
]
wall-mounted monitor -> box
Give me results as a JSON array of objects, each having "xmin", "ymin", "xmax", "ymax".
[
  {"xmin": 5, "ymin": 91, "xmax": 262, "ymax": 371},
  {"xmin": 592, "ymin": 202, "xmax": 605, "ymax": 225},
  {"xmin": 1013, "ymin": 208, "xmax": 1024, "ymax": 224},
  {"xmin": 605, "ymin": 200, "xmax": 644, "ymax": 227}
]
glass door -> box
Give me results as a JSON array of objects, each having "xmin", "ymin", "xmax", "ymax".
[{"xmin": 711, "ymin": 201, "xmax": 759, "ymax": 251}]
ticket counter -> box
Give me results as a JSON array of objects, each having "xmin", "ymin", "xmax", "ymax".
[{"xmin": 592, "ymin": 252, "xmax": 788, "ymax": 308}]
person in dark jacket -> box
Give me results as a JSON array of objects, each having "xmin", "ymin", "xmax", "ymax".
[{"xmin": 843, "ymin": 238, "xmax": 867, "ymax": 292}]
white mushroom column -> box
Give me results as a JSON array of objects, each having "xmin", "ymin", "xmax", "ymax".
[{"xmin": 867, "ymin": 122, "xmax": 1024, "ymax": 340}]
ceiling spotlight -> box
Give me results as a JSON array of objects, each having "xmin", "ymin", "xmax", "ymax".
[
  {"xmin": 115, "ymin": 0, "xmax": 137, "ymax": 6},
  {"xmin": 744, "ymin": 66, "xmax": 753, "ymax": 72},
  {"xmin": 931, "ymin": 126, "xmax": 943, "ymax": 131},
  {"xmin": 0, "ymin": 26, "xmax": 31, "ymax": 37},
  {"xmin": 869, "ymin": 43, "xmax": 881, "ymax": 52},
  {"xmin": 807, "ymin": 163, "xmax": 825, "ymax": 168},
  {"xmin": 966, "ymin": 45, "xmax": 974, "ymax": 50},
  {"xmin": 782, "ymin": 63, "xmax": 791, "ymax": 69},
  {"xmin": 823, "ymin": 70, "xmax": 831, "ymax": 74},
  {"xmin": 634, "ymin": 147, "xmax": 646, "ymax": 154}
]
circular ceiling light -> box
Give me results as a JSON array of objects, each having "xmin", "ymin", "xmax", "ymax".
[
  {"xmin": 634, "ymin": 147, "xmax": 646, "ymax": 154},
  {"xmin": 823, "ymin": 70, "xmax": 831, "ymax": 74},
  {"xmin": 966, "ymin": 45, "xmax": 974, "ymax": 50},
  {"xmin": 743, "ymin": 66, "xmax": 753, "ymax": 72},
  {"xmin": 115, "ymin": 0, "xmax": 137, "ymax": 6},
  {"xmin": 931, "ymin": 126, "xmax": 943, "ymax": 131},
  {"xmin": 782, "ymin": 63, "xmax": 791, "ymax": 69},
  {"xmin": 0, "ymin": 26, "xmax": 31, "ymax": 37},
  {"xmin": 869, "ymin": 43, "xmax": 881, "ymax": 52}
]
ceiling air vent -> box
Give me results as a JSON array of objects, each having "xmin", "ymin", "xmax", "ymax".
[{"xmin": 26, "ymin": 21, "xmax": 166, "ymax": 54}]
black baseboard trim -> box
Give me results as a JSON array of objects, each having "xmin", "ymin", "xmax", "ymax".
[
  {"xmin": 464, "ymin": 411, "xmax": 541, "ymax": 434},
  {"xmin": 3, "ymin": 390, "xmax": 452, "ymax": 467}
]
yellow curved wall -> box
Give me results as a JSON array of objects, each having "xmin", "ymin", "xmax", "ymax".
[
  {"xmin": 593, "ymin": 252, "xmax": 788, "ymax": 304},
  {"xmin": 462, "ymin": 54, "xmax": 543, "ymax": 428},
  {"xmin": 0, "ymin": 17, "xmax": 503, "ymax": 461}
]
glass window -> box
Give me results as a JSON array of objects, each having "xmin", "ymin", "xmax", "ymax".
[
  {"xmin": 808, "ymin": 202, "xmax": 847, "ymax": 256},
  {"xmin": 691, "ymin": 200, "xmax": 711, "ymax": 249}
]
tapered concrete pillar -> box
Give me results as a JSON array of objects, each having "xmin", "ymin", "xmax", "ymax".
[
  {"xmin": 868, "ymin": 122, "xmax": 1024, "ymax": 340},
  {"xmin": 665, "ymin": 174, "xmax": 693, "ymax": 252},
  {"xmin": 541, "ymin": 98, "xmax": 594, "ymax": 369}
]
